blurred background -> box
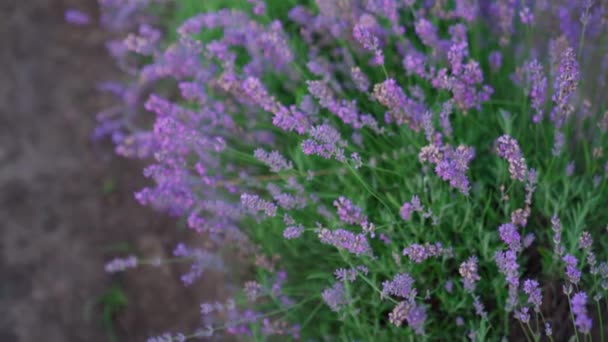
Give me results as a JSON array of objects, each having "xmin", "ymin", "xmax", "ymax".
[{"xmin": 0, "ymin": 1, "xmax": 227, "ymax": 340}]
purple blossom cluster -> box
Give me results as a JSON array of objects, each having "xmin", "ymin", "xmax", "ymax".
[
  {"xmin": 522, "ymin": 279, "xmax": 542, "ymax": 311},
  {"xmin": 382, "ymin": 273, "xmax": 426, "ymax": 335},
  {"xmin": 400, "ymin": 195, "xmax": 425, "ymax": 221},
  {"xmin": 419, "ymin": 142, "xmax": 475, "ymax": 194},
  {"xmin": 402, "ymin": 242, "xmax": 453, "ymax": 263},
  {"xmin": 373, "ymin": 79, "xmax": 425, "ymax": 130},
  {"xmin": 317, "ymin": 227, "xmax": 371, "ymax": 256},
  {"xmin": 571, "ymin": 292, "xmax": 592, "ymax": 334},
  {"xmin": 105, "ymin": 255, "xmax": 138, "ymax": 273},
  {"xmin": 562, "ymin": 254, "xmax": 581, "ymax": 285},
  {"xmin": 523, "ymin": 60, "xmax": 547, "ymax": 123},
  {"xmin": 302, "ymin": 124, "xmax": 347, "ymax": 161},
  {"xmin": 352, "ymin": 14, "xmax": 384, "ymax": 65},
  {"xmin": 459, "ymin": 256, "xmax": 481, "ymax": 293},
  {"xmin": 322, "ymin": 282, "xmax": 348, "ymax": 312},
  {"xmin": 173, "ymin": 243, "xmax": 225, "ymax": 286},
  {"xmin": 307, "ymin": 80, "xmax": 380, "ymax": 132},
  {"xmin": 65, "ymin": 9, "xmax": 90, "ymax": 26},
  {"xmin": 334, "ymin": 265, "xmax": 368, "ymax": 282},
  {"xmin": 382, "ymin": 272, "xmax": 416, "ymax": 300},
  {"xmin": 241, "ymin": 193, "xmax": 278, "ymax": 217},
  {"xmin": 388, "ymin": 300, "xmax": 427, "ymax": 335},
  {"xmin": 550, "ymin": 47, "xmax": 579, "ymax": 129},
  {"xmin": 495, "ymin": 135, "xmax": 528, "ymax": 181},
  {"xmin": 254, "ymin": 149, "xmax": 293, "ymax": 172}
]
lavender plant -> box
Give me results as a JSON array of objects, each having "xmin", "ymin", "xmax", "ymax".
[{"xmin": 76, "ymin": 0, "xmax": 608, "ymax": 340}]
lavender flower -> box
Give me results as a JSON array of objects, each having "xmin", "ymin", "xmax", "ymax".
[
  {"xmin": 302, "ymin": 124, "xmax": 347, "ymax": 161},
  {"xmin": 552, "ymin": 130, "xmax": 565, "ymax": 156},
  {"xmin": 334, "ymin": 197, "xmax": 366, "ymax": 226},
  {"xmin": 322, "ymin": 282, "xmax": 348, "ymax": 312},
  {"xmin": 352, "ymin": 14, "xmax": 384, "ymax": 65},
  {"xmin": 550, "ymin": 47, "xmax": 579, "ymax": 128},
  {"xmin": 511, "ymin": 208, "xmax": 529, "ymax": 227},
  {"xmin": 283, "ymin": 225, "xmax": 304, "ymax": 239},
  {"xmin": 335, "ymin": 266, "xmax": 368, "ymax": 282},
  {"xmin": 519, "ymin": 7, "xmax": 534, "ymax": 25},
  {"xmin": 459, "ymin": 256, "xmax": 481, "ymax": 292},
  {"xmin": 147, "ymin": 333, "xmax": 186, "ymax": 342},
  {"xmin": 254, "ymin": 149, "xmax": 293, "ymax": 172},
  {"xmin": 247, "ymin": 0, "xmax": 266, "ymax": 15},
  {"xmin": 566, "ymin": 161, "xmax": 575, "ymax": 176},
  {"xmin": 65, "ymin": 9, "xmax": 90, "ymax": 26},
  {"xmin": 571, "ymin": 292, "xmax": 592, "ymax": 334},
  {"xmin": 173, "ymin": 244, "xmax": 225, "ymax": 286},
  {"xmin": 524, "ymin": 60, "xmax": 547, "ymax": 123},
  {"xmin": 473, "ymin": 295, "xmax": 488, "ymax": 319},
  {"xmin": 400, "ymin": 202, "xmax": 414, "ymax": 221},
  {"xmin": 241, "ymin": 193, "xmax": 278, "ymax": 217},
  {"xmin": 498, "ymin": 223, "xmax": 521, "ymax": 251},
  {"xmin": 307, "ymin": 80, "xmax": 379, "ymax": 131},
  {"xmin": 514, "ymin": 307, "xmax": 530, "ymax": 323},
  {"xmin": 456, "ymin": 316, "xmax": 465, "ymax": 326},
  {"xmin": 495, "ymin": 250, "xmax": 520, "ymax": 310},
  {"xmin": 562, "ymin": 254, "xmax": 581, "ymax": 284},
  {"xmin": 523, "ymin": 233, "xmax": 535, "ymax": 248},
  {"xmin": 105, "ymin": 255, "xmax": 138, "ymax": 273},
  {"xmin": 445, "ymin": 280, "xmax": 454, "ymax": 293},
  {"xmin": 495, "ymin": 135, "xmax": 527, "ymax": 181},
  {"xmin": 522, "ymin": 279, "xmax": 542, "ymax": 310},
  {"xmin": 373, "ymin": 79, "xmax": 424, "ymax": 130},
  {"xmin": 244, "ymin": 281, "xmax": 262, "ymax": 301},
  {"xmin": 489, "ymin": 51, "xmax": 502, "ymax": 72},
  {"xmin": 351, "ymin": 67, "xmax": 370, "ymax": 92},
  {"xmin": 495, "ymin": 0, "xmax": 516, "ymax": 46},
  {"xmin": 578, "ymin": 231, "xmax": 593, "ymax": 249},
  {"xmin": 414, "ymin": 18, "xmax": 439, "ymax": 48},
  {"xmin": 439, "ymin": 101, "xmax": 454, "ymax": 137},
  {"xmin": 242, "ymin": 77, "xmax": 309, "ymax": 134},
  {"xmin": 552, "ymin": 215, "xmax": 565, "ymax": 259},
  {"xmin": 420, "ymin": 143, "xmax": 475, "ymax": 194},
  {"xmin": 382, "ymin": 273, "xmax": 416, "ymax": 300},
  {"xmin": 388, "ymin": 300, "xmax": 427, "ymax": 335},
  {"xmin": 402, "ymin": 242, "xmax": 452, "ymax": 263},
  {"xmin": 579, "ymin": 231, "xmax": 597, "ymax": 272},
  {"xmin": 318, "ymin": 228, "xmax": 371, "ymax": 255}
]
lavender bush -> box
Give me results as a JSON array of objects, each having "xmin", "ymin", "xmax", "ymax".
[{"xmin": 79, "ymin": 0, "xmax": 608, "ymax": 340}]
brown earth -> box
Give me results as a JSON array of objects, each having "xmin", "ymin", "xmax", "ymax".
[{"xmin": 0, "ymin": 0, "xmax": 229, "ymax": 341}]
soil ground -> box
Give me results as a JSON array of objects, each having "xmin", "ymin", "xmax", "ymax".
[{"xmin": 0, "ymin": 1, "xmax": 228, "ymax": 341}]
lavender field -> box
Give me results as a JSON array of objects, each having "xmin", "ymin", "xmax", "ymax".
[{"xmin": 9, "ymin": 0, "xmax": 608, "ymax": 341}]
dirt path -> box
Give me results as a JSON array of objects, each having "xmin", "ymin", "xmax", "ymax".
[{"xmin": 0, "ymin": 1, "xmax": 226, "ymax": 341}]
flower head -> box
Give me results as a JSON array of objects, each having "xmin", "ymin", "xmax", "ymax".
[{"xmin": 459, "ymin": 256, "xmax": 481, "ymax": 292}]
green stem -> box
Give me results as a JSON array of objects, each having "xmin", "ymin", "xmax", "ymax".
[
  {"xmin": 518, "ymin": 319, "xmax": 533, "ymax": 342},
  {"xmin": 597, "ymin": 299, "xmax": 604, "ymax": 342}
]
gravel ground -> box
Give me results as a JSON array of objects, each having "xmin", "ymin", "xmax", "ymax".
[{"xmin": 0, "ymin": 1, "xmax": 228, "ymax": 341}]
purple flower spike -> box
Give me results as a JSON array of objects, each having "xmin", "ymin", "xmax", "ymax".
[
  {"xmin": 65, "ymin": 9, "xmax": 90, "ymax": 26},
  {"xmin": 571, "ymin": 292, "xmax": 592, "ymax": 334},
  {"xmin": 495, "ymin": 135, "xmax": 528, "ymax": 181},
  {"xmin": 459, "ymin": 256, "xmax": 481, "ymax": 292}
]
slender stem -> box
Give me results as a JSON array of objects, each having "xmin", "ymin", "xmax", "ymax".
[
  {"xmin": 518, "ymin": 319, "xmax": 533, "ymax": 342},
  {"xmin": 534, "ymin": 311, "xmax": 540, "ymax": 340},
  {"xmin": 597, "ymin": 299, "xmax": 604, "ymax": 342},
  {"xmin": 578, "ymin": 2, "xmax": 593, "ymax": 59},
  {"xmin": 526, "ymin": 321, "xmax": 539, "ymax": 342}
]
